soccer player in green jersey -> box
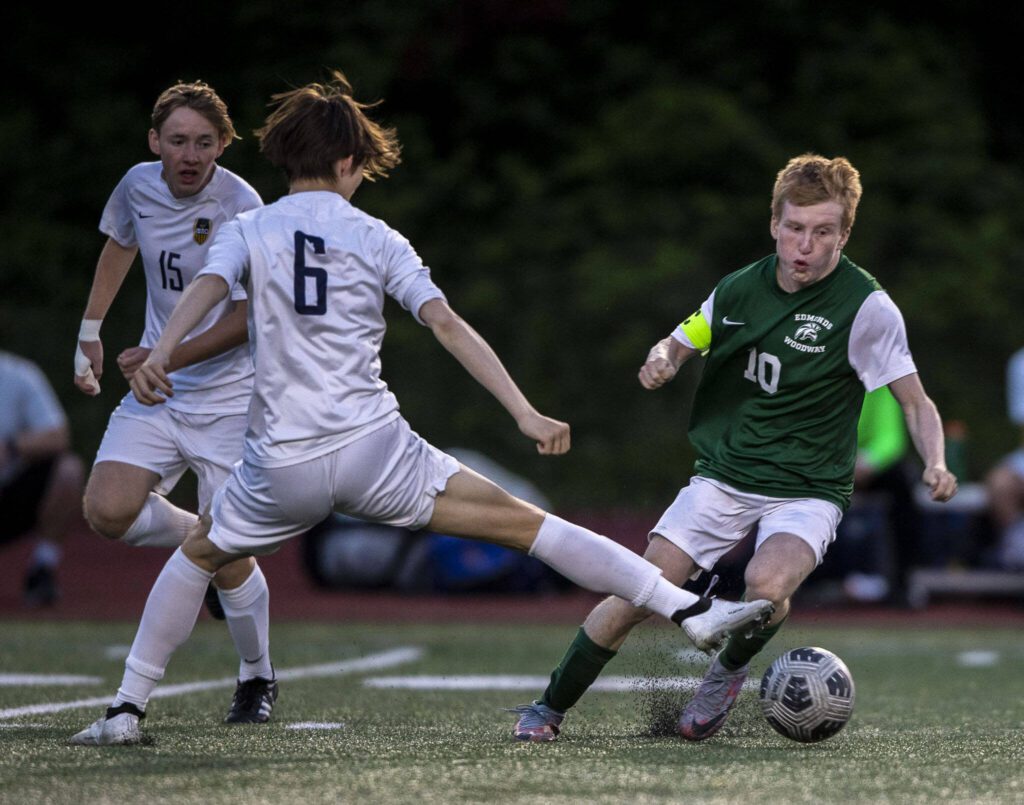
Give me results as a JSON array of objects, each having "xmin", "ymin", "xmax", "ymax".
[{"xmin": 511, "ymin": 154, "xmax": 958, "ymax": 743}]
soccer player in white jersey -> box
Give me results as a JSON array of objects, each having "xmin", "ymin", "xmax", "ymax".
[
  {"xmin": 68, "ymin": 71, "xmax": 772, "ymax": 745},
  {"xmin": 71, "ymin": 82, "xmax": 278, "ymax": 731}
]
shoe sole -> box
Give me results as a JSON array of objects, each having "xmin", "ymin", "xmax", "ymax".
[{"xmin": 513, "ymin": 729, "xmax": 559, "ymax": 742}]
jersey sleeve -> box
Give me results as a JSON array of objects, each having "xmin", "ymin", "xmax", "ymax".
[
  {"xmin": 671, "ymin": 290, "xmax": 715, "ymax": 352},
  {"xmin": 197, "ymin": 219, "xmax": 250, "ymax": 290},
  {"xmin": 380, "ymin": 228, "xmax": 446, "ymax": 324},
  {"xmin": 98, "ymin": 172, "xmax": 137, "ymax": 248},
  {"xmin": 848, "ymin": 291, "xmax": 917, "ymax": 391}
]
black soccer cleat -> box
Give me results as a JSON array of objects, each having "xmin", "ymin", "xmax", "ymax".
[
  {"xmin": 225, "ymin": 676, "xmax": 278, "ymax": 724},
  {"xmin": 23, "ymin": 564, "xmax": 58, "ymax": 608},
  {"xmin": 203, "ymin": 583, "xmax": 226, "ymax": 620}
]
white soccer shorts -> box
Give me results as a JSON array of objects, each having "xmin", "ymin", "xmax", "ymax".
[
  {"xmin": 207, "ymin": 417, "xmax": 460, "ymax": 555},
  {"xmin": 651, "ymin": 475, "xmax": 842, "ymax": 573},
  {"xmin": 94, "ymin": 394, "xmax": 247, "ymax": 510}
]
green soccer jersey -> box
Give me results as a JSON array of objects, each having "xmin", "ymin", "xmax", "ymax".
[{"xmin": 678, "ymin": 254, "xmax": 915, "ymax": 510}]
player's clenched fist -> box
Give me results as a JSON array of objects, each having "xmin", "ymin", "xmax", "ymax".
[
  {"xmin": 923, "ymin": 466, "xmax": 958, "ymax": 503},
  {"xmin": 518, "ymin": 411, "xmax": 571, "ymax": 455},
  {"xmin": 639, "ymin": 355, "xmax": 678, "ymax": 390}
]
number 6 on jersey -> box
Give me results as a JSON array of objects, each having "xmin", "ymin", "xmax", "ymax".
[{"xmin": 294, "ymin": 231, "xmax": 327, "ymax": 315}]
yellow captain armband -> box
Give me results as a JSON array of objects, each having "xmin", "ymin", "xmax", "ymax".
[{"xmin": 679, "ymin": 310, "xmax": 712, "ymax": 354}]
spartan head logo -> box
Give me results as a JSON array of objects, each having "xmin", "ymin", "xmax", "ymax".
[
  {"xmin": 794, "ymin": 322, "xmax": 821, "ymax": 342},
  {"xmin": 193, "ymin": 218, "xmax": 212, "ymax": 245}
]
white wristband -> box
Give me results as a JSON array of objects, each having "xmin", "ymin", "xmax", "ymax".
[{"xmin": 79, "ymin": 319, "xmax": 102, "ymax": 341}]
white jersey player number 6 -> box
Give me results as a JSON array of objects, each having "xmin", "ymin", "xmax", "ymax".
[{"xmin": 294, "ymin": 231, "xmax": 328, "ymax": 315}]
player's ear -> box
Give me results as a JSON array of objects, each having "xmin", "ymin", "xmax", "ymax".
[
  {"xmin": 838, "ymin": 228, "xmax": 851, "ymax": 249},
  {"xmin": 334, "ymin": 156, "xmax": 355, "ymax": 178},
  {"xmin": 148, "ymin": 129, "xmax": 161, "ymax": 156},
  {"xmin": 770, "ymin": 216, "xmax": 780, "ymax": 239}
]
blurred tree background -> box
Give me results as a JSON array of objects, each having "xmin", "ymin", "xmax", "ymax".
[{"xmin": 2, "ymin": 1, "xmax": 1022, "ymax": 509}]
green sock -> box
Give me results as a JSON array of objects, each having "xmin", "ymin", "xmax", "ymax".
[
  {"xmin": 719, "ymin": 616, "xmax": 787, "ymax": 671},
  {"xmin": 541, "ymin": 627, "xmax": 617, "ymax": 713}
]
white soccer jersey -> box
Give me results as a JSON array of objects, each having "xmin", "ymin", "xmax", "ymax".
[
  {"xmin": 100, "ymin": 162, "xmax": 262, "ymax": 413},
  {"xmin": 198, "ymin": 191, "xmax": 446, "ymax": 467}
]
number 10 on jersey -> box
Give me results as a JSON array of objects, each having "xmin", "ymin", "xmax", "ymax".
[{"xmin": 744, "ymin": 347, "xmax": 780, "ymax": 395}]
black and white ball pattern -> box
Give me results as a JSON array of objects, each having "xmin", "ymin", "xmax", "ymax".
[{"xmin": 759, "ymin": 647, "xmax": 855, "ymax": 743}]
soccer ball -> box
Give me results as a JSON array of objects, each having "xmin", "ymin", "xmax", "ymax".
[{"xmin": 759, "ymin": 647, "xmax": 855, "ymax": 743}]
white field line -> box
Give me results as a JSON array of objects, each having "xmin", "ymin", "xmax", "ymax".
[
  {"xmin": 0, "ymin": 646, "xmax": 423, "ymax": 721},
  {"xmin": 0, "ymin": 674, "xmax": 104, "ymax": 687},
  {"xmin": 364, "ymin": 674, "xmax": 759, "ymax": 692},
  {"xmin": 285, "ymin": 722, "xmax": 346, "ymax": 730},
  {"xmin": 957, "ymin": 650, "xmax": 999, "ymax": 667}
]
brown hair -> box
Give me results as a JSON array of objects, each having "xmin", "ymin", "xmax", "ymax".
[
  {"xmin": 151, "ymin": 81, "xmax": 238, "ymax": 143},
  {"xmin": 771, "ymin": 154, "xmax": 862, "ymax": 231},
  {"xmin": 255, "ymin": 70, "xmax": 401, "ymax": 183}
]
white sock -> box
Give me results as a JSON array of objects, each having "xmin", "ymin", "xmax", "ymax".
[
  {"xmin": 528, "ymin": 514, "xmax": 699, "ymax": 619},
  {"xmin": 113, "ymin": 548, "xmax": 213, "ymax": 710},
  {"xmin": 218, "ymin": 563, "xmax": 273, "ymax": 681},
  {"xmin": 121, "ymin": 493, "xmax": 197, "ymax": 548}
]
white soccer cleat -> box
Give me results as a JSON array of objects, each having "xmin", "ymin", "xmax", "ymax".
[
  {"xmin": 680, "ymin": 598, "xmax": 775, "ymax": 654},
  {"xmin": 68, "ymin": 705, "xmax": 144, "ymax": 746}
]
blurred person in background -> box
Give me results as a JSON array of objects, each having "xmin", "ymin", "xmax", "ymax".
[
  {"xmin": 985, "ymin": 347, "xmax": 1024, "ymax": 568},
  {"xmin": 0, "ymin": 350, "xmax": 84, "ymax": 606}
]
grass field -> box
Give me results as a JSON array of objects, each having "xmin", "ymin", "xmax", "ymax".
[{"xmin": 1, "ymin": 619, "xmax": 1021, "ymax": 804}]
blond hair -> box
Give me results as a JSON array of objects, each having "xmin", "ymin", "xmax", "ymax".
[
  {"xmin": 151, "ymin": 81, "xmax": 238, "ymax": 143},
  {"xmin": 771, "ymin": 154, "xmax": 862, "ymax": 230}
]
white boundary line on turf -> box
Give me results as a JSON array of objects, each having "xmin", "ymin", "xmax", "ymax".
[
  {"xmin": 0, "ymin": 646, "xmax": 423, "ymax": 721},
  {"xmin": 363, "ymin": 674, "xmax": 759, "ymax": 692},
  {"xmin": 0, "ymin": 674, "xmax": 104, "ymax": 687}
]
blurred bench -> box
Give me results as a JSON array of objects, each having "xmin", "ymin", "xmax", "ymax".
[{"xmin": 907, "ymin": 483, "xmax": 1024, "ymax": 608}]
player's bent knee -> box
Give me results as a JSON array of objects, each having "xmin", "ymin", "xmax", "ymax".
[
  {"xmin": 743, "ymin": 571, "xmax": 793, "ymax": 609},
  {"xmin": 82, "ymin": 491, "xmax": 136, "ymax": 541},
  {"xmin": 212, "ymin": 556, "xmax": 256, "ymax": 590},
  {"xmin": 182, "ymin": 528, "xmax": 238, "ymax": 574}
]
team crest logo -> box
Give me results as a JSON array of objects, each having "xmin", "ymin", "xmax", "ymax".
[
  {"xmin": 193, "ymin": 218, "xmax": 212, "ymax": 245},
  {"xmin": 785, "ymin": 313, "xmax": 832, "ymax": 354},
  {"xmin": 794, "ymin": 322, "xmax": 821, "ymax": 342}
]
